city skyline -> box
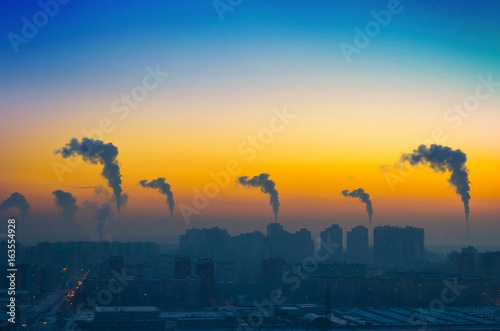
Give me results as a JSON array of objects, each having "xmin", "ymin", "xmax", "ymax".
[{"xmin": 6, "ymin": 235, "xmax": 499, "ymax": 329}]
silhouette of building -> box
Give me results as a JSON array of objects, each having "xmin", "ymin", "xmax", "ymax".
[
  {"xmin": 174, "ymin": 256, "xmax": 191, "ymax": 279},
  {"xmin": 83, "ymin": 275, "xmax": 200, "ymax": 309},
  {"xmin": 448, "ymin": 246, "xmax": 479, "ymax": 274},
  {"xmin": 39, "ymin": 265, "xmax": 61, "ymax": 294},
  {"xmin": 262, "ymin": 258, "xmax": 285, "ymax": 291},
  {"xmin": 196, "ymin": 258, "xmax": 215, "ymax": 305},
  {"xmin": 373, "ymin": 226, "xmax": 424, "ymax": 267},
  {"xmin": 14, "ymin": 263, "xmax": 37, "ymax": 292},
  {"xmin": 320, "ymin": 224, "xmax": 343, "ymax": 262},
  {"xmin": 265, "ymin": 223, "xmax": 314, "ymax": 262},
  {"xmin": 346, "ymin": 225, "xmax": 369, "ymax": 264},
  {"xmin": 179, "ymin": 224, "xmax": 313, "ymax": 262},
  {"xmin": 479, "ymin": 251, "xmax": 500, "ymax": 274},
  {"xmin": 229, "ymin": 231, "xmax": 267, "ymax": 261},
  {"xmin": 266, "ymin": 223, "xmax": 289, "ymax": 259},
  {"xmin": 291, "ymin": 228, "xmax": 315, "ymax": 262}
]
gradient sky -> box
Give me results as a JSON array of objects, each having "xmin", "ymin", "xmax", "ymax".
[{"xmin": 1, "ymin": 0, "xmax": 499, "ymax": 246}]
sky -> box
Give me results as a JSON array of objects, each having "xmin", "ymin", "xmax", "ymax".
[{"xmin": 0, "ymin": 0, "xmax": 499, "ymax": 246}]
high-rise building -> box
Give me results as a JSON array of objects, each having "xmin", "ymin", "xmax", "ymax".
[
  {"xmin": 320, "ymin": 224, "xmax": 343, "ymax": 262},
  {"xmin": 266, "ymin": 223, "xmax": 288, "ymax": 259},
  {"xmin": 479, "ymin": 251, "xmax": 500, "ymax": 274},
  {"xmin": 38, "ymin": 265, "xmax": 61, "ymax": 294},
  {"xmin": 266, "ymin": 223, "xmax": 314, "ymax": 261},
  {"xmin": 15, "ymin": 263, "xmax": 37, "ymax": 292},
  {"xmin": 179, "ymin": 224, "xmax": 313, "ymax": 262},
  {"xmin": 229, "ymin": 231, "xmax": 266, "ymax": 261},
  {"xmin": 291, "ymin": 228, "xmax": 314, "ymax": 262},
  {"xmin": 267, "ymin": 223, "xmax": 285, "ymax": 236},
  {"xmin": 174, "ymin": 256, "xmax": 191, "ymax": 279},
  {"xmin": 196, "ymin": 258, "xmax": 215, "ymax": 305},
  {"xmin": 346, "ymin": 225, "xmax": 369, "ymax": 263},
  {"xmin": 261, "ymin": 258, "xmax": 285, "ymax": 291},
  {"xmin": 448, "ymin": 246, "xmax": 479, "ymax": 274},
  {"xmin": 373, "ymin": 226, "xmax": 424, "ymax": 267}
]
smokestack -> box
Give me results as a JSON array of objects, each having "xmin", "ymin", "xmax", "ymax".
[
  {"xmin": 401, "ymin": 144, "xmax": 471, "ymax": 238},
  {"xmin": 139, "ymin": 178, "xmax": 175, "ymax": 216},
  {"xmin": 0, "ymin": 193, "xmax": 30, "ymax": 219},
  {"xmin": 237, "ymin": 173, "xmax": 280, "ymax": 220},
  {"xmin": 341, "ymin": 188, "xmax": 373, "ymax": 225},
  {"xmin": 52, "ymin": 190, "xmax": 78, "ymax": 222},
  {"xmin": 55, "ymin": 138, "xmax": 123, "ymax": 213}
]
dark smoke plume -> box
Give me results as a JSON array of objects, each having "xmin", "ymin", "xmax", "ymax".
[
  {"xmin": 55, "ymin": 138, "xmax": 123, "ymax": 213},
  {"xmin": 139, "ymin": 178, "xmax": 175, "ymax": 216},
  {"xmin": 401, "ymin": 144, "xmax": 471, "ymax": 232},
  {"xmin": 93, "ymin": 185, "xmax": 128, "ymax": 210},
  {"xmin": 237, "ymin": 173, "xmax": 280, "ymax": 220},
  {"xmin": 341, "ymin": 188, "xmax": 373, "ymax": 224},
  {"xmin": 0, "ymin": 193, "xmax": 30, "ymax": 218},
  {"xmin": 52, "ymin": 190, "xmax": 78, "ymax": 222}
]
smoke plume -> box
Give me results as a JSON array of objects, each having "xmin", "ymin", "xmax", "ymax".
[
  {"xmin": 0, "ymin": 193, "xmax": 30, "ymax": 218},
  {"xmin": 52, "ymin": 190, "xmax": 78, "ymax": 222},
  {"xmin": 83, "ymin": 201, "xmax": 113, "ymax": 241},
  {"xmin": 237, "ymin": 173, "xmax": 280, "ymax": 220},
  {"xmin": 401, "ymin": 144, "xmax": 471, "ymax": 230},
  {"xmin": 96, "ymin": 203, "xmax": 113, "ymax": 241},
  {"xmin": 119, "ymin": 193, "xmax": 129, "ymax": 209},
  {"xmin": 139, "ymin": 178, "xmax": 175, "ymax": 216},
  {"xmin": 93, "ymin": 185, "xmax": 128, "ymax": 210},
  {"xmin": 55, "ymin": 138, "xmax": 123, "ymax": 213},
  {"xmin": 341, "ymin": 188, "xmax": 373, "ymax": 224}
]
